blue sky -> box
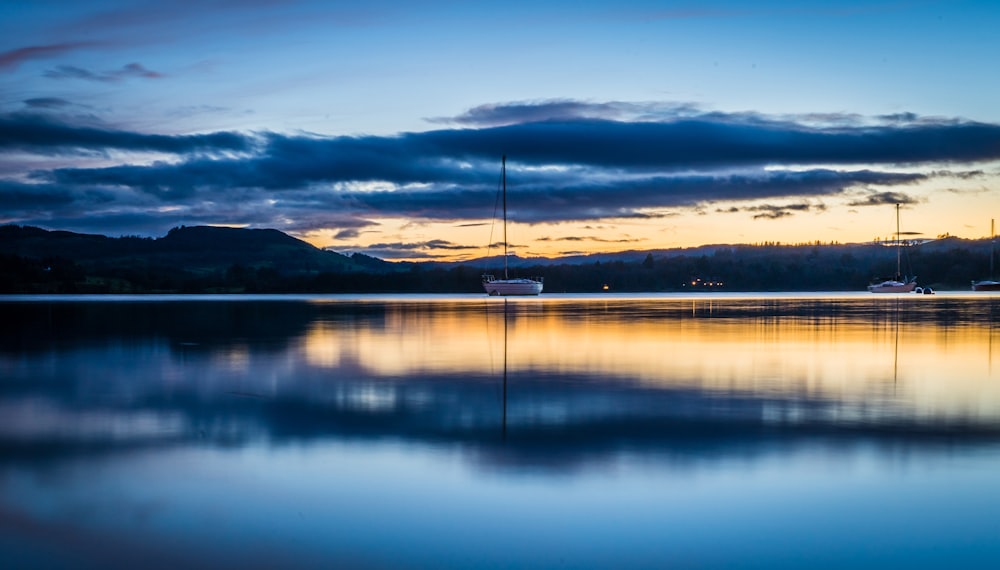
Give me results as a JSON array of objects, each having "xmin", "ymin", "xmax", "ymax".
[{"xmin": 2, "ymin": 0, "xmax": 999, "ymax": 260}]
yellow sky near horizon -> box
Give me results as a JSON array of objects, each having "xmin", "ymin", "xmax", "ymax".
[{"xmin": 301, "ymin": 173, "xmax": 999, "ymax": 261}]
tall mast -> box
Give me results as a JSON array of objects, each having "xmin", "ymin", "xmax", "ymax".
[
  {"xmin": 895, "ymin": 203, "xmax": 901, "ymax": 277},
  {"xmin": 502, "ymin": 155, "xmax": 508, "ymax": 280},
  {"xmin": 991, "ymin": 218, "xmax": 996, "ymax": 279}
]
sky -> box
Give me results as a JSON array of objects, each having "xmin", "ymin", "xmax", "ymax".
[{"xmin": 2, "ymin": 0, "xmax": 1000, "ymax": 261}]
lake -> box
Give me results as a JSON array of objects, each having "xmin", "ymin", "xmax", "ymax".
[{"xmin": 1, "ymin": 292, "xmax": 999, "ymax": 569}]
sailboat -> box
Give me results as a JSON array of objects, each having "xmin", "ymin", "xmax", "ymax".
[
  {"xmin": 868, "ymin": 203, "xmax": 918, "ymax": 293},
  {"xmin": 482, "ymin": 155, "xmax": 543, "ymax": 296},
  {"xmin": 972, "ymin": 219, "xmax": 1000, "ymax": 291}
]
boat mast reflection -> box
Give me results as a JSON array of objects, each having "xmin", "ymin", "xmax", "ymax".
[
  {"xmin": 894, "ymin": 297, "xmax": 900, "ymax": 387},
  {"xmin": 502, "ymin": 299, "xmax": 508, "ymax": 441}
]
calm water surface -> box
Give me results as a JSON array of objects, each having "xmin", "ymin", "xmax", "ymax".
[{"xmin": 2, "ymin": 293, "xmax": 999, "ymax": 569}]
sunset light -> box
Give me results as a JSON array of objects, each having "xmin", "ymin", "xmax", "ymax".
[
  {"xmin": 2, "ymin": 2, "xmax": 998, "ymax": 261},
  {"xmin": 3, "ymin": 2, "xmax": 1000, "ymax": 568}
]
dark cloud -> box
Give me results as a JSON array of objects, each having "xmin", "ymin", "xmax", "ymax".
[
  {"xmin": 333, "ymin": 238, "xmax": 486, "ymax": 260},
  {"xmin": 0, "ymin": 113, "xmax": 250, "ymax": 155},
  {"xmin": 847, "ymin": 191, "xmax": 919, "ymax": 207},
  {"xmin": 9, "ymin": 107, "xmax": 1000, "ymax": 172},
  {"xmin": 879, "ymin": 112, "xmax": 921, "ymax": 124},
  {"xmin": 117, "ymin": 62, "xmax": 163, "ymax": 78},
  {"xmin": 538, "ymin": 235, "xmax": 644, "ymax": 243},
  {"xmin": 2, "ymin": 103, "xmax": 998, "ymax": 237},
  {"xmin": 317, "ymin": 169, "xmax": 922, "ymax": 224},
  {"xmin": 753, "ymin": 208, "xmax": 793, "ymax": 220},
  {"xmin": 44, "ymin": 65, "xmax": 109, "ymax": 81},
  {"xmin": 930, "ymin": 169, "xmax": 985, "ymax": 180},
  {"xmin": 0, "ymin": 180, "xmax": 80, "ymax": 210},
  {"xmin": 363, "ymin": 239, "xmax": 478, "ymax": 251},
  {"xmin": 432, "ymin": 100, "xmax": 701, "ymax": 127},
  {"xmin": 333, "ymin": 228, "xmax": 360, "ymax": 240},
  {"xmin": 44, "ymin": 62, "xmax": 164, "ymax": 82},
  {"xmin": 719, "ymin": 202, "xmax": 827, "ymax": 220},
  {"xmin": 0, "ymin": 42, "xmax": 104, "ymax": 70},
  {"xmin": 23, "ymin": 97, "xmax": 73, "ymax": 109},
  {"xmin": 417, "ymin": 116, "xmax": 1000, "ymax": 168}
]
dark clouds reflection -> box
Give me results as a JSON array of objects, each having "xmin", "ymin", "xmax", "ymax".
[{"xmin": 1, "ymin": 296, "xmax": 999, "ymax": 473}]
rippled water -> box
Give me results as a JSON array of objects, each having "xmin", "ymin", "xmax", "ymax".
[{"xmin": 1, "ymin": 293, "xmax": 999, "ymax": 569}]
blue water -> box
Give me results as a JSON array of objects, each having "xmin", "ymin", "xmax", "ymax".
[{"xmin": 1, "ymin": 293, "xmax": 998, "ymax": 569}]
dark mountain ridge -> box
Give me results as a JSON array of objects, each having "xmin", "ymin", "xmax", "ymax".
[
  {"xmin": 1, "ymin": 224, "xmax": 354, "ymax": 270},
  {"xmin": 0, "ymin": 224, "xmax": 996, "ymax": 293}
]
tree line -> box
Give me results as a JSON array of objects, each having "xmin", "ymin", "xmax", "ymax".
[{"xmin": 1, "ymin": 240, "xmax": 993, "ymax": 294}]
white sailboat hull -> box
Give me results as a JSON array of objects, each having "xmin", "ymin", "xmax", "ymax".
[
  {"xmin": 483, "ymin": 277, "xmax": 543, "ymax": 296},
  {"xmin": 867, "ymin": 280, "xmax": 917, "ymax": 293},
  {"xmin": 973, "ymin": 219, "xmax": 997, "ymax": 291},
  {"xmin": 972, "ymin": 280, "xmax": 1000, "ymax": 291}
]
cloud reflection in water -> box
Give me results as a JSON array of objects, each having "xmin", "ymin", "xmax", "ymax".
[
  {"xmin": 2, "ymin": 296, "xmax": 998, "ymax": 470},
  {"xmin": 2, "ymin": 295, "xmax": 1000, "ymax": 568}
]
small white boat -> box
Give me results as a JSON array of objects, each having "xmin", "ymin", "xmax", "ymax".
[
  {"xmin": 869, "ymin": 204, "xmax": 918, "ymax": 294},
  {"xmin": 972, "ymin": 280, "xmax": 1000, "ymax": 292},
  {"xmin": 972, "ymin": 279, "xmax": 1000, "ymax": 291},
  {"xmin": 868, "ymin": 278, "xmax": 917, "ymax": 293},
  {"xmin": 972, "ymin": 219, "xmax": 999, "ymax": 291},
  {"xmin": 482, "ymin": 155, "xmax": 543, "ymax": 296},
  {"xmin": 483, "ymin": 275, "xmax": 543, "ymax": 296}
]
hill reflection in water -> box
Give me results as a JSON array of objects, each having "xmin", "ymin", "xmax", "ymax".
[{"xmin": 1, "ymin": 294, "xmax": 999, "ymax": 568}]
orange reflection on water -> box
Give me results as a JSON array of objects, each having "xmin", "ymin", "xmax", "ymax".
[
  {"xmin": 298, "ymin": 299, "xmax": 1000, "ymax": 419},
  {"xmin": 302, "ymin": 304, "xmax": 504, "ymax": 376}
]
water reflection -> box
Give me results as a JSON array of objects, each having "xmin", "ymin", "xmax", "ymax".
[
  {"xmin": 3, "ymin": 295, "xmax": 999, "ymax": 466},
  {"xmin": 2, "ymin": 294, "xmax": 1000, "ymax": 568}
]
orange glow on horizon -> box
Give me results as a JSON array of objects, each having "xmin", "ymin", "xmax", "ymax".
[{"xmin": 296, "ymin": 179, "xmax": 1000, "ymax": 262}]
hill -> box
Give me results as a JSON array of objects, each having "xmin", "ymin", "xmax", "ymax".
[
  {"xmin": 0, "ymin": 224, "xmax": 353, "ymax": 269},
  {"xmin": 0, "ymin": 225, "xmax": 367, "ymax": 293},
  {"xmin": 0, "ymin": 225, "xmax": 996, "ymax": 293}
]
